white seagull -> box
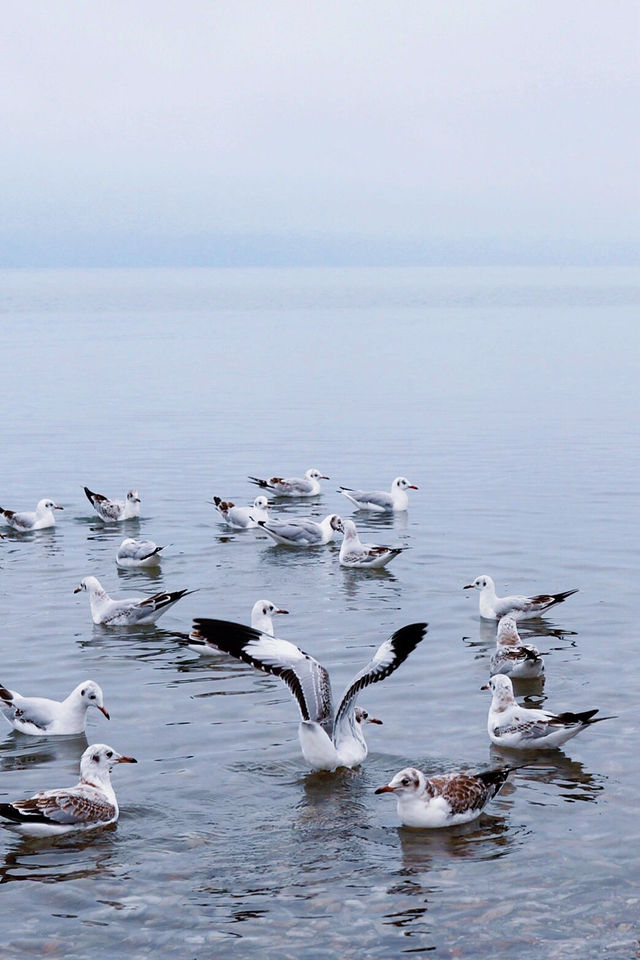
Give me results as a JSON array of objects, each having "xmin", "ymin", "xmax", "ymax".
[
  {"xmin": 84, "ymin": 486, "xmax": 141, "ymax": 522},
  {"xmin": 489, "ymin": 616, "xmax": 544, "ymax": 679},
  {"xmin": 338, "ymin": 477, "xmax": 418, "ymax": 512},
  {"xmin": 483, "ymin": 674, "xmax": 612, "ymax": 750},
  {"xmin": 337, "ymin": 518, "xmax": 403, "ymax": 569},
  {"xmin": 0, "ymin": 498, "xmax": 63, "ymax": 531},
  {"xmin": 116, "ymin": 538, "xmax": 166, "ymax": 568},
  {"xmin": 375, "ymin": 765, "xmax": 519, "ymax": 828},
  {"xmin": 0, "ymin": 680, "xmax": 109, "ymax": 736},
  {"xmin": 210, "ymin": 495, "xmax": 270, "ymax": 529},
  {"xmin": 74, "ymin": 576, "xmax": 193, "ymax": 626},
  {"xmin": 464, "ymin": 574, "xmax": 579, "ymax": 620},
  {"xmin": 248, "ymin": 469, "xmax": 329, "ymax": 497},
  {"xmin": 256, "ymin": 513, "xmax": 343, "ymax": 547},
  {"xmin": 185, "ymin": 600, "xmax": 289, "ymax": 656},
  {"xmin": 0, "ymin": 743, "xmax": 136, "ymax": 836},
  {"xmin": 187, "ymin": 619, "xmax": 427, "ymax": 771}
]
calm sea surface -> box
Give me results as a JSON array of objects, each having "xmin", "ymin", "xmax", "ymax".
[{"xmin": 0, "ymin": 267, "xmax": 638, "ymax": 959}]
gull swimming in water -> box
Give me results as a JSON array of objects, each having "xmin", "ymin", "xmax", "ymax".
[
  {"xmin": 74, "ymin": 576, "xmax": 193, "ymax": 625},
  {"xmin": 116, "ymin": 538, "xmax": 166, "ymax": 568},
  {"xmin": 375, "ymin": 765, "xmax": 520, "ymax": 828},
  {"xmin": 337, "ymin": 518, "xmax": 403, "ymax": 568},
  {"xmin": 489, "ymin": 615, "xmax": 544, "ymax": 679},
  {"xmin": 464, "ymin": 575, "xmax": 578, "ymax": 620},
  {"xmin": 0, "ymin": 498, "xmax": 63, "ymax": 531},
  {"xmin": 483, "ymin": 674, "xmax": 612, "ymax": 750},
  {"xmin": 256, "ymin": 514, "xmax": 343, "ymax": 547},
  {"xmin": 184, "ymin": 600, "xmax": 289, "ymax": 656},
  {"xmin": 84, "ymin": 486, "xmax": 141, "ymax": 522},
  {"xmin": 210, "ymin": 495, "xmax": 269, "ymax": 529},
  {"xmin": 188, "ymin": 619, "xmax": 427, "ymax": 771},
  {"xmin": 0, "ymin": 680, "xmax": 109, "ymax": 736},
  {"xmin": 248, "ymin": 469, "xmax": 329, "ymax": 497},
  {"xmin": 0, "ymin": 743, "xmax": 136, "ymax": 836},
  {"xmin": 338, "ymin": 477, "xmax": 418, "ymax": 512}
]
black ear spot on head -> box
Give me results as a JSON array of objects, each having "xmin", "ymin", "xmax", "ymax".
[{"xmin": 81, "ymin": 688, "xmax": 86, "ymax": 696}]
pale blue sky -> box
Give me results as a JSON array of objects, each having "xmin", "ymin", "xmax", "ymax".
[{"xmin": 1, "ymin": 1, "xmax": 638, "ymax": 265}]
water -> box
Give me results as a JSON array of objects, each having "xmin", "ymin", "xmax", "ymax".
[{"xmin": 0, "ymin": 267, "xmax": 638, "ymax": 958}]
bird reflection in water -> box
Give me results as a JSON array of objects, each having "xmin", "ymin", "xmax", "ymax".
[
  {"xmin": 490, "ymin": 746, "xmax": 605, "ymax": 804},
  {"xmin": 0, "ymin": 829, "xmax": 117, "ymax": 885}
]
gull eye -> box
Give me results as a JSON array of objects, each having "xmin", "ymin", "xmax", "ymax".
[
  {"xmin": 106, "ymin": 750, "xmax": 113, "ymax": 759},
  {"xmin": 90, "ymin": 694, "xmax": 96, "ymax": 700},
  {"xmin": 401, "ymin": 778, "xmax": 410, "ymax": 786}
]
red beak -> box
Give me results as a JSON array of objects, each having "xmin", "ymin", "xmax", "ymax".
[
  {"xmin": 408, "ymin": 485, "xmax": 418, "ymax": 490},
  {"xmin": 276, "ymin": 609, "xmax": 289, "ymax": 615},
  {"xmin": 463, "ymin": 584, "xmax": 474, "ymax": 590},
  {"xmin": 98, "ymin": 706, "xmax": 110, "ymax": 719},
  {"xmin": 374, "ymin": 784, "xmax": 395, "ymax": 794},
  {"xmin": 116, "ymin": 756, "xmax": 137, "ymax": 764}
]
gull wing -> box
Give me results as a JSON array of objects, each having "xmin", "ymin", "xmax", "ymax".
[
  {"xmin": 0, "ymin": 788, "xmax": 116, "ymax": 826},
  {"xmin": 334, "ymin": 622, "xmax": 427, "ymax": 736},
  {"xmin": 190, "ymin": 619, "xmax": 334, "ymax": 735},
  {"xmin": 118, "ymin": 540, "xmax": 162, "ymax": 561},
  {"xmin": 258, "ymin": 519, "xmax": 321, "ymax": 544}
]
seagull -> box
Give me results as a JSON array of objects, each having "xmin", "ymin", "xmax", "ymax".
[
  {"xmin": 489, "ymin": 616, "xmax": 544, "ymax": 679},
  {"xmin": 74, "ymin": 576, "xmax": 193, "ymax": 626},
  {"xmin": 184, "ymin": 600, "xmax": 289, "ymax": 656},
  {"xmin": 483, "ymin": 674, "xmax": 613, "ymax": 750},
  {"xmin": 187, "ymin": 619, "xmax": 427, "ymax": 771},
  {"xmin": 116, "ymin": 538, "xmax": 166, "ymax": 568},
  {"xmin": 210, "ymin": 495, "xmax": 269, "ymax": 529},
  {"xmin": 0, "ymin": 498, "xmax": 63, "ymax": 531},
  {"xmin": 337, "ymin": 518, "xmax": 403, "ymax": 568},
  {"xmin": 464, "ymin": 575, "xmax": 579, "ymax": 620},
  {"xmin": 0, "ymin": 680, "xmax": 109, "ymax": 736},
  {"xmin": 375, "ymin": 765, "xmax": 520, "ymax": 828},
  {"xmin": 84, "ymin": 486, "xmax": 141, "ymax": 522},
  {"xmin": 248, "ymin": 469, "xmax": 329, "ymax": 497},
  {"xmin": 338, "ymin": 477, "xmax": 418, "ymax": 512},
  {"xmin": 0, "ymin": 743, "xmax": 136, "ymax": 836},
  {"xmin": 256, "ymin": 514, "xmax": 343, "ymax": 547}
]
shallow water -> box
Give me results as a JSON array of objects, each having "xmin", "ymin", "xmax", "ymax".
[{"xmin": 0, "ymin": 267, "xmax": 638, "ymax": 958}]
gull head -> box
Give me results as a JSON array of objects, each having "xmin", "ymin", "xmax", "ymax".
[
  {"xmin": 497, "ymin": 615, "xmax": 520, "ymax": 646},
  {"xmin": 77, "ymin": 681, "xmax": 110, "ymax": 719},
  {"xmin": 464, "ymin": 574, "xmax": 494, "ymax": 592},
  {"xmin": 481, "ymin": 674, "xmax": 516, "ymax": 707},
  {"xmin": 341, "ymin": 518, "xmax": 358, "ymax": 539},
  {"xmin": 252, "ymin": 496, "xmax": 269, "ymax": 510},
  {"xmin": 74, "ymin": 576, "xmax": 101, "ymax": 595},
  {"xmin": 126, "ymin": 489, "xmax": 141, "ymax": 503},
  {"xmin": 37, "ymin": 498, "xmax": 63, "ymax": 513},
  {"xmin": 375, "ymin": 766, "xmax": 425, "ymax": 796},
  {"xmin": 80, "ymin": 743, "xmax": 137, "ymax": 781},
  {"xmin": 355, "ymin": 706, "xmax": 382, "ymax": 726},
  {"xmin": 306, "ymin": 469, "xmax": 330, "ymax": 480},
  {"xmin": 329, "ymin": 514, "xmax": 344, "ymax": 533},
  {"xmin": 253, "ymin": 599, "xmax": 289, "ymax": 620},
  {"xmin": 393, "ymin": 477, "xmax": 418, "ymax": 491}
]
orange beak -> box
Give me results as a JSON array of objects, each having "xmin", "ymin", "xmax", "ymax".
[
  {"xmin": 116, "ymin": 756, "xmax": 137, "ymax": 764},
  {"xmin": 98, "ymin": 706, "xmax": 110, "ymax": 719},
  {"xmin": 374, "ymin": 784, "xmax": 395, "ymax": 794}
]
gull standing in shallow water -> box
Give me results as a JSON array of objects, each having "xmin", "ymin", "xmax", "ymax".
[
  {"xmin": 483, "ymin": 674, "xmax": 613, "ymax": 750},
  {"xmin": 375, "ymin": 765, "xmax": 520, "ymax": 828},
  {"xmin": 0, "ymin": 744, "xmax": 136, "ymax": 836},
  {"xmin": 84, "ymin": 486, "xmax": 141, "ymax": 522},
  {"xmin": 0, "ymin": 498, "xmax": 63, "ymax": 531},
  {"xmin": 256, "ymin": 514, "xmax": 343, "ymax": 547},
  {"xmin": 338, "ymin": 477, "xmax": 418, "ymax": 512},
  {"xmin": 187, "ymin": 620, "xmax": 427, "ymax": 771},
  {"xmin": 464, "ymin": 574, "xmax": 579, "ymax": 620},
  {"xmin": 210, "ymin": 495, "xmax": 269, "ymax": 529},
  {"xmin": 489, "ymin": 615, "xmax": 544, "ymax": 679},
  {"xmin": 337, "ymin": 518, "xmax": 403, "ymax": 568},
  {"xmin": 0, "ymin": 680, "xmax": 109, "ymax": 736},
  {"xmin": 116, "ymin": 538, "xmax": 166, "ymax": 568},
  {"xmin": 74, "ymin": 576, "xmax": 194, "ymax": 626},
  {"xmin": 184, "ymin": 600, "xmax": 289, "ymax": 656},
  {"xmin": 248, "ymin": 469, "xmax": 329, "ymax": 497}
]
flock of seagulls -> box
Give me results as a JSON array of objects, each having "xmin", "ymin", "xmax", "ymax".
[{"xmin": 0, "ymin": 470, "xmax": 603, "ymax": 834}]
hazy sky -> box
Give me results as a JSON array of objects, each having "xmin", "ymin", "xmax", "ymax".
[{"xmin": 1, "ymin": 1, "xmax": 638, "ymax": 265}]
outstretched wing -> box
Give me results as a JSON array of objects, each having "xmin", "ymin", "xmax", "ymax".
[
  {"xmin": 334, "ymin": 622, "xmax": 427, "ymax": 733},
  {"xmin": 190, "ymin": 619, "xmax": 334, "ymax": 735}
]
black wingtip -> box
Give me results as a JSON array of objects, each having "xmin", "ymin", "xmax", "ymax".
[
  {"xmin": 248, "ymin": 476, "xmax": 268, "ymax": 488},
  {"xmin": 83, "ymin": 486, "xmax": 96, "ymax": 503},
  {"xmin": 388, "ymin": 622, "xmax": 428, "ymax": 658}
]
